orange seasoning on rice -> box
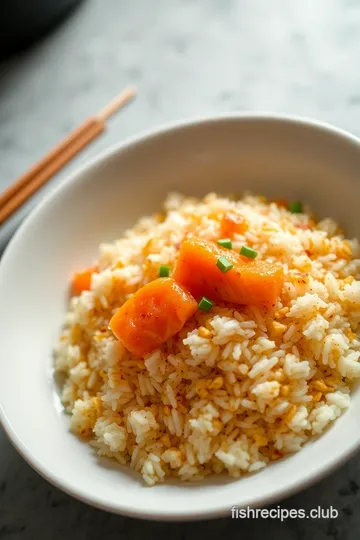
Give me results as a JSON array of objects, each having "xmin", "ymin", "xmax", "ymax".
[{"xmin": 221, "ymin": 211, "xmax": 248, "ymax": 237}]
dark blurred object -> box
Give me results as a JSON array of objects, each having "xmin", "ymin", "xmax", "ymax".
[{"xmin": 0, "ymin": 0, "xmax": 84, "ymax": 59}]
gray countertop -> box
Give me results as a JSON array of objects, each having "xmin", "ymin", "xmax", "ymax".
[{"xmin": 1, "ymin": 0, "xmax": 360, "ymax": 538}]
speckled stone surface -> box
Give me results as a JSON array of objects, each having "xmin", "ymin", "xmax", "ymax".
[{"xmin": 1, "ymin": 0, "xmax": 360, "ymax": 538}]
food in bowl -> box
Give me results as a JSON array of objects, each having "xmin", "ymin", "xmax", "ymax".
[{"xmin": 55, "ymin": 192, "xmax": 360, "ymax": 486}]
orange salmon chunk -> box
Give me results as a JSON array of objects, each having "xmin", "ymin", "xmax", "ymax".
[
  {"xmin": 109, "ymin": 278, "xmax": 198, "ymax": 356},
  {"xmin": 173, "ymin": 237, "xmax": 283, "ymax": 307},
  {"xmin": 71, "ymin": 265, "xmax": 97, "ymax": 296}
]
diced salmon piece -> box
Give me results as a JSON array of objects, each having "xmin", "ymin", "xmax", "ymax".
[
  {"xmin": 221, "ymin": 211, "xmax": 248, "ymax": 237},
  {"xmin": 273, "ymin": 199, "xmax": 289, "ymax": 209},
  {"xmin": 173, "ymin": 237, "xmax": 283, "ymax": 306},
  {"xmin": 71, "ymin": 266, "xmax": 97, "ymax": 296},
  {"xmin": 109, "ymin": 278, "xmax": 197, "ymax": 356}
]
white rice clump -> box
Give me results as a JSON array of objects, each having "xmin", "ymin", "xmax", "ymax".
[{"xmin": 55, "ymin": 193, "xmax": 360, "ymax": 485}]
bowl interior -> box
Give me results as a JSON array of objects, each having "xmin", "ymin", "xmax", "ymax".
[{"xmin": 1, "ymin": 116, "xmax": 360, "ymax": 519}]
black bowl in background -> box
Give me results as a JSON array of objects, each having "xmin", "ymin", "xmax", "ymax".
[{"xmin": 0, "ymin": 0, "xmax": 84, "ymax": 59}]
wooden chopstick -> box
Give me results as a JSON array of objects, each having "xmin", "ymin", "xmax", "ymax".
[{"xmin": 0, "ymin": 86, "xmax": 136, "ymax": 225}]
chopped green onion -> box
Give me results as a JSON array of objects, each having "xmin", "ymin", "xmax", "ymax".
[
  {"xmin": 198, "ymin": 296, "xmax": 214, "ymax": 312},
  {"xmin": 159, "ymin": 264, "xmax": 170, "ymax": 277},
  {"xmin": 216, "ymin": 256, "xmax": 233, "ymax": 273},
  {"xmin": 289, "ymin": 201, "xmax": 303, "ymax": 213},
  {"xmin": 217, "ymin": 238, "xmax": 232, "ymax": 249},
  {"xmin": 240, "ymin": 246, "xmax": 258, "ymax": 259}
]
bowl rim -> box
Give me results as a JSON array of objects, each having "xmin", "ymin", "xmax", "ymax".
[{"xmin": 1, "ymin": 112, "xmax": 360, "ymax": 521}]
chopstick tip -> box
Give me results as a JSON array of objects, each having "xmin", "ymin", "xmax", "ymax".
[{"xmin": 99, "ymin": 85, "xmax": 138, "ymax": 122}]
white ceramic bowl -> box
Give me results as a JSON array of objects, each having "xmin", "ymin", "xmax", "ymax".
[{"xmin": 1, "ymin": 115, "xmax": 360, "ymax": 521}]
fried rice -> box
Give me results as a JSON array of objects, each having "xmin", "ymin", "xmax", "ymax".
[{"xmin": 55, "ymin": 193, "xmax": 360, "ymax": 486}]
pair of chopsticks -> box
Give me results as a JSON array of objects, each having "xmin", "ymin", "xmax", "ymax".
[{"xmin": 0, "ymin": 86, "xmax": 137, "ymax": 226}]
